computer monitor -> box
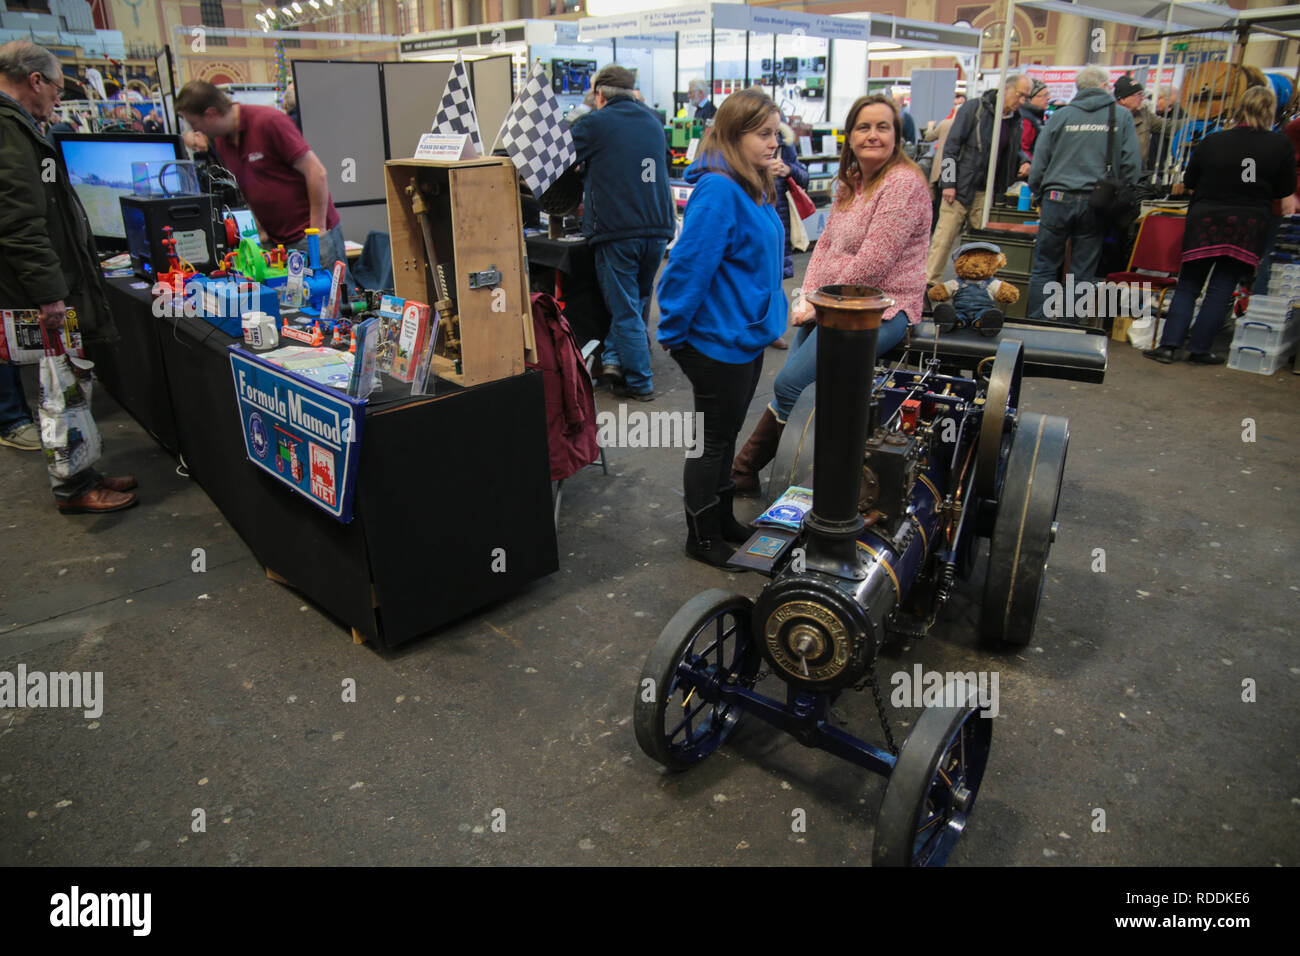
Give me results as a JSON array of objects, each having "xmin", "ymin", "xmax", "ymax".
[{"xmin": 52, "ymin": 132, "xmax": 186, "ymax": 250}]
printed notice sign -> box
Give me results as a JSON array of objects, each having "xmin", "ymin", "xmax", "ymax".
[
  {"xmin": 229, "ymin": 346, "xmax": 364, "ymax": 522},
  {"xmin": 414, "ymin": 133, "xmax": 476, "ymax": 160}
]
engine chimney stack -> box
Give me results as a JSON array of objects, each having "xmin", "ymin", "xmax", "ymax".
[{"xmin": 802, "ymin": 285, "xmax": 892, "ymax": 579}]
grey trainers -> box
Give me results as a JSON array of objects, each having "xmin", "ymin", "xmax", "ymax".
[{"xmin": 0, "ymin": 421, "xmax": 39, "ymax": 450}]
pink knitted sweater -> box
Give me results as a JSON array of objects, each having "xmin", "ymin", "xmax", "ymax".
[{"xmin": 800, "ymin": 164, "xmax": 933, "ymax": 324}]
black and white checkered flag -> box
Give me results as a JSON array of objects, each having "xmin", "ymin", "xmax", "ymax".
[
  {"xmin": 432, "ymin": 54, "xmax": 482, "ymax": 156},
  {"xmin": 498, "ymin": 62, "xmax": 576, "ymax": 198}
]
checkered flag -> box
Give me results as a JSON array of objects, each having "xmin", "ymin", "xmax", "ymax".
[
  {"xmin": 497, "ymin": 62, "xmax": 577, "ymax": 199},
  {"xmin": 432, "ymin": 54, "xmax": 482, "ymax": 156}
]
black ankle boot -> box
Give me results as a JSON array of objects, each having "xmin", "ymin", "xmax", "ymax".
[
  {"xmin": 933, "ymin": 301, "xmax": 959, "ymax": 333},
  {"xmin": 685, "ymin": 503, "xmax": 744, "ymax": 570},
  {"xmin": 716, "ymin": 486, "xmax": 753, "ymax": 544}
]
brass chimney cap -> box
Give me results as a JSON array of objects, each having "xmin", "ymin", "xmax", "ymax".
[{"xmin": 807, "ymin": 285, "xmax": 894, "ymax": 331}]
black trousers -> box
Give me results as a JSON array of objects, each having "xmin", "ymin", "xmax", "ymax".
[{"xmin": 671, "ymin": 344, "xmax": 764, "ymax": 514}]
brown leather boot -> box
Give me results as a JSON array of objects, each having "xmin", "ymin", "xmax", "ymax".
[
  {"xmin": 730, "ymin": 408, "xmax": 785, "ymax": 497},
  {"xmin": 98, "ymin": 475, "xmax": 138, "ymax": 492},
  {"xmin": 57, "ymin": 486, "xmax": 138, "ymax": 515}
]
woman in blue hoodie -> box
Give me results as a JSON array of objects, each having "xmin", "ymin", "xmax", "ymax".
[{"xmin": 657, "ymin": 88, "xmax": 789, "ymax": 568}]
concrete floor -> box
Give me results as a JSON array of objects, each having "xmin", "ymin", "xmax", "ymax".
[{"xmin": 2, "ymin": 253, "xmax": 1297, "ymax": 866}]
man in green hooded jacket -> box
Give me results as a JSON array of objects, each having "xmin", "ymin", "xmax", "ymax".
[{"xmin": 0, "ymin": 40, "xmax": 137, "ymax": 513}]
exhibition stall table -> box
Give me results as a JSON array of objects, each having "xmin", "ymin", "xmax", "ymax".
[
  {"xmin": 524, "ymin": 233, "xmax": 612, "ymax": 350},
  {"xmin": 96, "ymin": 277, "xmax": 559, "ymax": 651}
]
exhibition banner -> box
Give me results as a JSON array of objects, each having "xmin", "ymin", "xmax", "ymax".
[
  {"xmin": 228, "ymin": 347, "xmax": 365, "ymax": 523},
  {"xmin": 579, "ymin": 3, "xmax": 870, "ymax": 42},
  {"xmin": 1020, "ymin": 65, "xmax": 1185, "ymax": 104}
]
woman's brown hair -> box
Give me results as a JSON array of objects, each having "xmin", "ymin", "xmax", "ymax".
[
  {"xmin": 1233, "ymin": 85, "xmax": 1276, "ymax": 131},
  {"xmin": 695, "ymin": 87, "xmax": 779, "ymax": 204},
  {"xmin": 834, "ymin": 94, "xmax": 925, "ymax": 208}
]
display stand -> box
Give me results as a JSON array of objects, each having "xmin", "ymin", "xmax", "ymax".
[
  {"xmin": 385, "ymin": 157, "xmax": 534, "ymax": 388},
  {"xmin": 97, "ymin": 278, "xmax": 559, "ymax": 652}
]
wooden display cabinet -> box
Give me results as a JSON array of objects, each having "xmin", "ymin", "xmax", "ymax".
[{"xmin": 385, "ymin": 157, "xmax": 535, "ymax": 387}]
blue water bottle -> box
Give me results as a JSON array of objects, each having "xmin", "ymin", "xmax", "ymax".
[{"xmin": 1017, "ymin": 184, "xmax": 1032, "ymax": 212}]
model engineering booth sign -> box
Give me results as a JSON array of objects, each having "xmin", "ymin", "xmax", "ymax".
[{"xmin": 228, "ymin": 347, "xmax": 364, "ymax": 522}]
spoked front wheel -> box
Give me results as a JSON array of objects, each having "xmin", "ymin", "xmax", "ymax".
[
  {"xmin": 872, "ymin": 683, "xmax": 993, "ymax": 866},
  {"xmin": 633, "ymin": 589, "xmax": 759, "ymax": 771}
]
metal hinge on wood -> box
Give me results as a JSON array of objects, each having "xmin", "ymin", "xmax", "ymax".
[{"xmin": 467, "ymin": 265, "xmax": 502, "ymax": 289}]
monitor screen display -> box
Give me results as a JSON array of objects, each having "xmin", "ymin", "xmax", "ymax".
[{"xmin": 53, "ymin": 134, "xmax": 185, "ymax": 241}]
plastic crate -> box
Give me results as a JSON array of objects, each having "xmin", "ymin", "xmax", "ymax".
[
  {"xmin": 1242, "ymin": 294, "xmax": 1298, "ymax": 317},
  {"xmin": 1228, "ymin": 340, "xmax": 1298, "ymax": 375},
  {"xmin": 1231, "ymin": 316, "xmax": 1299, "ymax": 351}
]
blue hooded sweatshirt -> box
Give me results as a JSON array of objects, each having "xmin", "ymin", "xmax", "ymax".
[{"xmin": 656, "ymin": 158, "xmax": 788, "ymax": 364}]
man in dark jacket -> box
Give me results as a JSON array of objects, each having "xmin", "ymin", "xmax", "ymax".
[
  {"xmin": 688, "ymin": 79, "xmax": 715, "ymax": 123},
  {"xmin": 1026, "ymin": 66, "xmax": 1140, "ymax": 321},
  {"xmin": 571, "ymin": 64, "xmax": 675, "ymax": 400},
  {"xmin": 926, "ymin": 74, "xmax": 1033, "ymax": 287},
  {"xmin": 0, "ymin": 40, "xmax": 136, "ymax": 513}
]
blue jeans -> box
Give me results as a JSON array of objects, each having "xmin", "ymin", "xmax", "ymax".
[
  {"xmin": 769, "ymin": 311, "xmax": 910, "ymax": 422},
  {"xmin": 594, "ymin": 237, "xmax": 666, "ymax": 394},
  {"xmin": 1028, "ymin": 193, "xmax": 1105, "ymax": 321},
  {"xmin": 1159, "ymin": 256, "xmax": 1249, "ymax": 354},
  {"xmin": 0, "ymin": 362, "xmax": 33, "ymax": 432}
]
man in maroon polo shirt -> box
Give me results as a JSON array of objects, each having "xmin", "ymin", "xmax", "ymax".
[{"xmin": 175, "ymin": 81, "xmax": 348, "ymax": 279}]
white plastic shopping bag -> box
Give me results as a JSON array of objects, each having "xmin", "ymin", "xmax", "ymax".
[{"xmin": 38, "ymin": 322, "xmax": 101, "ymax": 479}]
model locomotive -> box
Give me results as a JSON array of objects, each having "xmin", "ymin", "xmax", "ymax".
[{"xmin": 633, "ymin": 284, "xmax": 1107, "ymax": 866}]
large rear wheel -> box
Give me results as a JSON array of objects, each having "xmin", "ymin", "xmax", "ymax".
[{"xmin": 979, "ymin": 411, "xmax": 1070, "ymax": 647}]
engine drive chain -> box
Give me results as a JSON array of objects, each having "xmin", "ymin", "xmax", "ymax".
[{"xmin": 856, "ymin": 662, "xmax": 899, "ymax": 756}]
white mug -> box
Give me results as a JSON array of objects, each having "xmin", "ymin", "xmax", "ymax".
[{"xmin": 242, "ymin": 311, "xmax": 278, "ymax": 350}]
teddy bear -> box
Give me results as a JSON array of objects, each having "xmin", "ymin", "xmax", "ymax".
[{"xmin": 927, "ymin": 241, "xmax": 1020, "ymax": 336}]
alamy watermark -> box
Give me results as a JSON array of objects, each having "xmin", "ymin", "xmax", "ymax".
[
  {"xmin": 596, "ymin": 405, "xmax": 703, "ymax": 458},
  {"xmin": 50, "ymin": 886, "xmax": 150, "ymax": 935},
  {"xmin": 0, "ymin": 664, "xmax": 103, "ymax": 718},
  {"xmin": 1041, "ymin": 277, "xmax": 1153, "ymax": 322},
  {"xmin": 152, "ymin": 281, "xmax": 263, "ymax": 320},
  {"xmin": 890, "ymin": 665, "xmax": 1000, "ymax": 718}
]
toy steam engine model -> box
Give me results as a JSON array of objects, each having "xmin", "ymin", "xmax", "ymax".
[{"xmin": 633, "ymin": 285, "xmax": 1108, "ymax": 866}]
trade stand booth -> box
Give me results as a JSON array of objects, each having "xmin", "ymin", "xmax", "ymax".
[
  {"xmin": 573, "ymin": 4, "xmax": 876, "ymax": 241},
  {"xmin": 959, "ymin": 0, "xmax": 1300, "ymax": 342},
  {"xmin": 81, "ymin": 146, "xmax": 560, "ymax": 652},
  {"xmin": 575, "ymin": 4, "xmax": 980, "ymax": 240}
]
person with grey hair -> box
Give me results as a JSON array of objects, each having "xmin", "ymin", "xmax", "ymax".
[
  {"xmin": 687, "ymin": 78, "xmax": 715, "ymax": 122},
  {"xmin": 0, "ymin": 41, "xmax": 138, "ymax": 512},
  {"xmin": 1025, "ymin": 65, "xmax": 1140, "ymax": 321},
  {"xmin": 926, "ymin": 73, "xmax": 1033, "ymax": 288},
  {"xmin": 569, "ymin": 64, "xmax": 674, "ymax": 400}
]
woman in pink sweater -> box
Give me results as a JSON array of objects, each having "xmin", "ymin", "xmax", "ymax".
[{"xmin": 732, "ymin": 93, "xmax": 932, "ymax": 495}]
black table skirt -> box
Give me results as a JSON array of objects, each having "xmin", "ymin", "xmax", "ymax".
[{"xmin": 93, "ymin": 277, "xmax": 559, "ymax": 650}]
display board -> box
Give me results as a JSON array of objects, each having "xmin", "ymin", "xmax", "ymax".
[
  {"xmin": 909, "ymin": 68, "xmax": 959, "ymax": 130},
  {"xmin": 382, "ymin": 60, "xmax": 455, "ymax": 158},
  {"xmin": 469, "ymin": 55, "xmax": 517, "ymax": 150},
  {"xmin": 294, "ymin": 61, "xmax": 388, "ymax": 211}
]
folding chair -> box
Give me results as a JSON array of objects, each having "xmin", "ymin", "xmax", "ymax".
[{"xmin": 1105, "ymin": 212, "xmax": 1185, "ymax": 344}]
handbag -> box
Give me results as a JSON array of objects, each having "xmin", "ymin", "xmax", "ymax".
[
  {"xmin": 787, "ymin": 179, "xmax": 816, "ymax": 220},
  {"xmin": 1088, "ymin": 103, "xmax": 1139, "ymax": 228},
  {"xmin": 38, "ymin": 320, "xmax": 101, "ymax": 479},
  {"xmin": 787, "ymin": 192, "xmax": 810, "ymax": 251}
]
